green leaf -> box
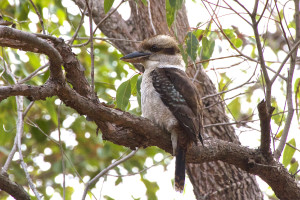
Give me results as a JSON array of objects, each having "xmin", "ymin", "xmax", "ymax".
[
  {"xmin": 116, "ymin": 80, "xmax": 131, "ymax": 110},
  {"xmin": 294, "ymin": 78, "xmax": 300, "ymax": 92},
  {"xmin": 283, "ymin": 138, "xmax": 296, "ymax": 167},
  {"xmin": 186, "ymin": 32, "xmax": 199, "ymax": 62},
  {"xmin": 166, "ymin": 0, "xmax": 175, "ymax": 27},
  {"xmin": 65, "ymin": 187, "xmax": 74, "ymax": 200},
  {"xmin": 201, "ymin": 36, "xmax": 215, "ymax": 61},
  {"xmin": 166, "ymin": 0, "xmax": 183, "ymax": 27},
  {"xmin": 140, "ymin": 0, "xmax": 147, "ymax": 6},
  {"xmin": 136, "ymin": 76, "xmax": 142, "ymax": 108},
  {"xmin": 276, "ymin": 129, "xmax": 283, "ymax": 139},
  {"xmin": 115, "ymin": 177, "xmax": 122, "ymax": 185},
  {"xmin": 169, "ymin": 0, "xmax": 176, "ymax": 7},
  {"xmin": 130, "ymin": 74, "xmax": 140, "ymax": 96},
  {"xmin": 178, "ymin": 43, "xmax": 188, "ymax": 66},
  {"xmin": 56, "ymin": 8, "xmax": 66, "ymax": 25},
  {"xmin": 104, "ymin": 0, "xmax": 114, "ymax": 13},
  {"xmin": 289, "ymin": 160, "xmax": 299, "ymax": 174},
  {"xmin": 141, "ymin": 176, "xmax": 159, "ymax": 200},
  {"xmin": 228, "ymin": 97, "xmax": 241, "ymax": 119},
  {"xmin": 233, "ymin": 38, "xmax": 243, "ymax": 48},
  {"xmin": 169, "ymin": 0, "xmax": 184, "ymax": 8},
  {"xmin": 223, "ymin": 29, "xmax": 235, "ymax": 40},
  {"xmin": 104, "ymin": 195, "xmax": 115, "ymax": 200}
]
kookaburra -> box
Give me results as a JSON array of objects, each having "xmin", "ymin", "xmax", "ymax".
[{"xmin": 120, "ymin": 35, "xmax": 203, "ymax": 192}]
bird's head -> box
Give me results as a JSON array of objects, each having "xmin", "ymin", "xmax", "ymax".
[{"xmin": 120, "ymin": 35, "xmax": 183, "ymax": 70}]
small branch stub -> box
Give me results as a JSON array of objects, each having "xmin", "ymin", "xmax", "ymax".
[{"xmin": 258, "ymin": 100, "xmax": 275, "ymax": 158}]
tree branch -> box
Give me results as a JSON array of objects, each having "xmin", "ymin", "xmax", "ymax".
[
  {"xmin": 48, "ymin": 35, "xmax": 98, "ymax": 101},
  {"xmin": 81, "ymin": 149, "xmax": 138, "ymax": 200},
  {"xmin": 257, "ymin": 100, "xmax": 274, "ymax": 157},
  {"xmin": 0, "ymin": 26, "xmax": 63, "ymax": 81},
  {"xmin": 1, "ymin": 16, "xmax": 299, "ymax": 199},
  {"xmin": 274, "ymin": 0, "xmax": 300, "ymax": 160},
  {"xmin": 0, "ymin": 82, "xmax": 56, "ymax": 102},
  {"xmin": 16, "ymin": 96, "xmax": 41, "ymax": 199},
  {"xmin": 54, "ymin": 81, "xmax": 300, "ymax": 199},
  {"xmin": 0, "ymin": 173, "xmax": 30, "ymax": 200}
]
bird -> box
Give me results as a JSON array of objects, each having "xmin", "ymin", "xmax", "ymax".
[{"xmin": 120, "ymin": 35, "xmax": 203, "ymax": 192}]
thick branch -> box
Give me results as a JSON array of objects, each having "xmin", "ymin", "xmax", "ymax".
[
  {"xmin": 0, "ymin": 26, "xmax": 63, "ymax": 81},
  {"xmin": 50, "ymin": 37, "xmax": 98, "ymax": 101},
  {"xmin": 0, "ymin": 9, "xmax": 297, "ymax": 199},
  {"xmin": 0, "ymin": 81, "xmax": 56, "ymax": 102},
  {"xmin": 55, "ymin": 83, "xmax": 300, "ymax": 199},
  {"xmin": 0, "ymin": 173, "xmax": 30, "ymax": 200}
]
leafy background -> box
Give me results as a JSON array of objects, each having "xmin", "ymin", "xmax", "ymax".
[{"xmin": 0, "ymin": 0, "xmax": 299, "ymax": 199}]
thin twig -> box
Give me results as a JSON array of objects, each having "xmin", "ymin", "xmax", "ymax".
[
  {"xmin": 295, "ymin": 79, "xmax": 300, "ymax": 120},
  {"xmin": 18, "ymin": 62, "xmax": 49, "ymax": 84},
  {"xmin": 85, "ymin": 0, "xmax": 95, "ymax": 92},
  {"xmin": 28, "ymin": 0, "xmax": 45, "ymax": 34},
  {"xmin": 233, "ymin": 0, "xmax": 251, "ymax": 15},
  {"xmin": 93, "ymin": 0, "xmax": 126, "ymax": 35},
  {"xmin": 74, "ymin": 37, "xmax": 141, "ymax": 43},
  {"xmin": 16, "ymin": 96, "xmax": 42, "ymax": 200},
  {"xmin": 191, "ymin": 55, "xmax": 243, "ymax": 66},
  {"xmin": 0, "ymin": 63, "xmax": 5, "ymax": 79},
  {"xmin": 23, "ymin": 101, "xmax": 35, "ymax": 118},
  {"xmin": 204, "ymin": 92, "xmax": 247, "ymax": 110},
  {"xmin": 81, "ymin": 149, "xmax": 138, "ymax": 200},
  {"xmin": 273, "ymin": 100, "xmax": 287, "ymax": 152},
  {"xmin": 1, "ymin": 135, "xmax": 18, "ymax": 173},
  {"xmin": 68, "ymin": 6, "xmax": 87, "ymax": 45},
  {"xmin": 202, "ymin": 0, "xmax": 284, "ymax": 84},
  {"xmin": 73, "ymin": 0, "xmax": 126, "ymax": 48},
  {"xmin": 252, "ymin": 0, "xmax": 259, "ymax": 16},
  {"xmin": 57, "ymin": 102, "xmax": 66, "ymax": 200},
  {"xmin": 107, "ymin": 155, "xmax": 172, "ymax": 177},
  {"xmin": 270, "ymin": 39, "xmax": 300, "ymax": 84},
  {"xmin": 274, "ymin": 0, "xmax": 300, "ymax": 160},
  {"xmin": 1, "ymin": 54, "xmax": 18, "ymax": 174},
  {"xmin": 204, "ymin": 120, "xmax": 257, "ymax": 128},
  {"xmin": 257, "ymin": 0, "xmax": 269, "ymax": 24},
  {"xmin": 202, "ymin": 63, "xmax": 258, "ymax": 100},
  {"xmin": 25, "ymin": 118, "xmax": 84, "ymax": 182},
  {"xmin": 251, "ymin": 16, "xmax": 271, "ymax": 109},
  {"xmin": 282, "ymin": 0, "xmax": 295, "ymax": 41},
  {"xmin": 224, "ymin": 0, "xmax": 251, "ymax": 25},
  {"xmin": 274, "ymin": 0, "xmax": 291, "ymax": 50}
]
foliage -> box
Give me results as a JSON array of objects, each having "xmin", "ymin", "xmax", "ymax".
[
  {"xmin": 0, "ymin": 0, "xmax": 164, "ymax": 199},
  {"xmin": 0, "ymin": 0, "xmax": 300, "ymax": 199}
]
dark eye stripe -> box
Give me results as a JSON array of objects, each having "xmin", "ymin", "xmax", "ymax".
[
  {"xmin": 150, "ymin": 45, "xmax": 161, "ymax": 52},
  {"xmin": 163, "ymin": 48, "xmax": 176, "ymax": 55}
]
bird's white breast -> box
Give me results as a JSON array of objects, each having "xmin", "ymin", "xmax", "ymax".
[{"xmin": 141, "ymin": 69, "xmax": 178, "ymax": 132}]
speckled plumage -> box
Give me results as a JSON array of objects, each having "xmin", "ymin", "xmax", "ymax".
[{"xmin": 120, "ymin": 35, "xmax": 203, "ymax": 193}]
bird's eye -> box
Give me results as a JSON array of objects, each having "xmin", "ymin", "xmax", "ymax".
[{"xmin": 150, "ymin": 45, "xmax": 160, "ymax": 52}]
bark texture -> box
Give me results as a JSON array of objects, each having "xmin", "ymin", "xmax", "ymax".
[
  {"xmin": 71, "ymin": 0, "xmax": 263, "ymax": 199},
  {"xmin": 2, "ymin": 18, "xmax": 300, "ymax": 199}
]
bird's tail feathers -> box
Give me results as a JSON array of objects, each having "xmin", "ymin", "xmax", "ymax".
[{"xmin": 175, "ymin": 147, "xmax": 186, "ymax": 193}]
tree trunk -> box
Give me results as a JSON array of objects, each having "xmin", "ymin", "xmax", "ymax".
[
  {"xmin": 186, "ymin": 68, "xmax": 262, "ymax": 199},
  {"xmin": 73, "ymin": 0, "xmax": 263, "ymax": 198}
]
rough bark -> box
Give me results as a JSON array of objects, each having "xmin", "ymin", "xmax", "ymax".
[
  {"xmin": 1, "ymin": 22, "xmax": 300, "ymax": 199},
  {"xmin": 185, "ymin": 67, "xmax": 263, "ymax": 199},
  {"xmin": 0, "ymin": 173, "xmax": 30, "ymax": 200},
  {"xmin": 71, "ymin": 0, "xmax": 263, "ymax": 199}
]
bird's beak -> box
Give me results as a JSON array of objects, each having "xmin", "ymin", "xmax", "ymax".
[{"xmin": 120, "ymin": 51, "xmax": 151, "ymax": 63}]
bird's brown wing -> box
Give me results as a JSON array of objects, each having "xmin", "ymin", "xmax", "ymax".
[{"xmin": 150, "ymin": 67, "xmax": 203, "ymax": 144}]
